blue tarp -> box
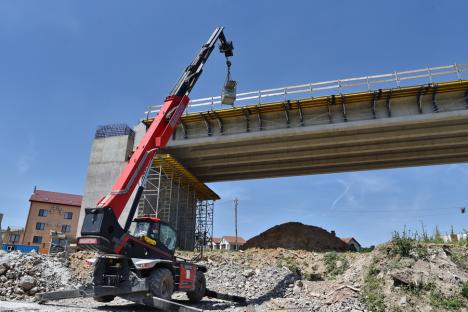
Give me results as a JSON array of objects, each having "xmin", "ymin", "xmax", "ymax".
[{"xmin": 1, "ymin": 244, "xmax": 39, "ymax": 253}]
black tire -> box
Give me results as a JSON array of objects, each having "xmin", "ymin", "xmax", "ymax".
[
  {"xmin": 187, "ymin": 271, "xmax": 206, "ymax": 303},
  {"xmin": 93, "ymin": 295, "xmax": 115, "ymax": 303},
  {"xmin": 148, "ymin": 267, "xmax": 174, "ymax": 300}
]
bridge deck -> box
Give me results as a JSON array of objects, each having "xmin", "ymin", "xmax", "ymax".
[{"xmin": 141, "ymin": 79, "xmax": 468, "ymax": 182}]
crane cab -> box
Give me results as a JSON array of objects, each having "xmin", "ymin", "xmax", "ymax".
[{"xmin": 128, "ymin": 217, "xmax": 177, "ymax": 254}]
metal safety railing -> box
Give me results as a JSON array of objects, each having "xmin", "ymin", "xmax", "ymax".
[{"xmin": 145, "ymin": 62, "xmax": 468, "ymax": 116}]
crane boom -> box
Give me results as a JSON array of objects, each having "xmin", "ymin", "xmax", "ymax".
[{"xmin": 95, "ymin": 27, "xmax": 233, "ymax": 220}]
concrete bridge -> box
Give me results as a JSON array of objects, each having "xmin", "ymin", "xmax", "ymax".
[{"xmin": 141, "ymin": 65, "xmax": 468, "ymax": 182}]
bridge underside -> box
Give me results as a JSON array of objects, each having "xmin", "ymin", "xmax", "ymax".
[{"xmin": 146, "ymin": 80, "xmax": 468, "ymax": 182}]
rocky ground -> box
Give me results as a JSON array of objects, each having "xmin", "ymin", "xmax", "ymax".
[
  {"xmin": 0, "ymin": 250, "xmax": 72, "ymax": 301},
  {"xmin": 0, "ymin": 242, "xmax": 466, "ymax": 311}
]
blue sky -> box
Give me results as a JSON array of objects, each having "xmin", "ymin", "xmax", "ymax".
[{"xmin": 1, "ymin": 1, "xmax": 467, "ymax": 247}]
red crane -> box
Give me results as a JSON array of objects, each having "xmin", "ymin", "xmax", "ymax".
[{"xmin": 58, "ymin": 27, "xmax": 244, "ymax": 308}]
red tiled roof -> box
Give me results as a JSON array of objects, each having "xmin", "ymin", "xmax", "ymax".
[
  {"xmin": 30, "ymin": 189, "xmax": 82, "ymax": 207},
  {"xmin": 222, "ymin": 235, "xmax": 246, "ymax": 244},
  {"xmin": 212, "ymin": 237, "xmax": 221, "ymax": 244},
  {"xmin": 340, "ymin": 237, "xmax": 360, "ymax": 246}
]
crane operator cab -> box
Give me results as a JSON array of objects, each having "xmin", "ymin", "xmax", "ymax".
[{"xmin": 128, "ymin": 217, "xmax": 177, "ymax": 254}]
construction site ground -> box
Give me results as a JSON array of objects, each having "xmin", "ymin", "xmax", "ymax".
[{"xmin": 0, "ymin": 239, "xmax": 467, "ymax": 312}]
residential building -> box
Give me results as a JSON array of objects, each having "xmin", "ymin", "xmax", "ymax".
[
  {"xmin": 207, "ymin": 237, "xmax": 221, "ymax": 250},
  {"xmin": 340, "ymin": 237, "xmax": 362, "ymax": 252},
  {"xmin": 1, "ymin": 226, "xmax": 25, "ymax": 245},
  {"xmin": 219, "ymin": 235, "xmax": 246, "ymax": 251},
  {"xmin": 22, "ymin": 188, "xmax": 82, "ymax": 254}
]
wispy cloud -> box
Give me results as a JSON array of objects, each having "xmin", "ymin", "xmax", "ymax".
[
  {"xmin": 327, "ymin": 173, "xmax": 399, "ymax": 212},
  {"xmin": 17, "ymin": 137, "xmax": 37, "ymax": 174},
  {"xmin": 330, "ymin": 179, "xmax": 350, "ymax": 210}
]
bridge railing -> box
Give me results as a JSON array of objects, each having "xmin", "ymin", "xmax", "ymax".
[{"xmin": 145, "ymin": 62, "xmax": 468, "ymax": 116}]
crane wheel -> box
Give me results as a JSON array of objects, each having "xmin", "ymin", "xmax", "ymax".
[
  {"xmin": 93, "ymin": 295, "xmax": 115, "ymax": 303},
  {"xmin": 187, "ymin": 271, "xmax": 206, "ymax": 303},
  {"xmin": 148, "ymin": 267, "xmax": 174, "ymax": 300}
]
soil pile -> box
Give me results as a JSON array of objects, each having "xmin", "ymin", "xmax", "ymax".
[{"xmin": 243, "ymin": 222, "xmax": 349, "ymax": 252}]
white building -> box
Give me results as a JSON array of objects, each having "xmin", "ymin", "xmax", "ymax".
[{"xmin": 219, "ymin": 236, "xmax": 246, "ymax": 251}]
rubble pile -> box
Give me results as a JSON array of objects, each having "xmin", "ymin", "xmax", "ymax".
[
  {"xmin": 0, "ymin": 250, "xmax": 72, "ymax": 301},
  {"xmin": 69, "ymin": 251, "xmax": 95, "ymax": 285},
  {"xmin": 363, "ymin": 244, "xmax": 468, "ymax": 310},
  {"xmin": 177, "ymin": 248, "xmax": 368, "ymax": 311},
  {"xmin": 0, "ymin": 241, "xmax": 465, "ymax": 311},
  {"xmin": 243, "ymin": 222, "xmax": 349, "ymax": 252}
]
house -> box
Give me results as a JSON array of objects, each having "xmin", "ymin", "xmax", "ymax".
[
  {"xmin": 208, "ymin": 237, "xmax": 221, "ymax": 250},
  {"xmin": 340, "ymin": 237, "xmax": 362, "ymax": 252},
  {"xmin": 22, "ymin": 188, "xmax": 82, "ymax": 254},
  {"xmin": 219, "ymin": 235, "xmax": 246, "ymax": 251},
  {"xmin": 1, "ymin": 226, "xmax": 25, "ymax": 245}
]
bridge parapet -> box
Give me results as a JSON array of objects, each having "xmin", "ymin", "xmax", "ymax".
[{"xmin": 145, "ymin": 63, "xmax": 467, "ymax": 116}]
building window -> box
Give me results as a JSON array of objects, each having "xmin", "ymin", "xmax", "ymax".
[
  {"xmin": 36, "ymin": 222, "xmax": 45, "ymax": 230},
  {"xmin": 9, "ymin": 234, "xmax": 20, "ymax": 243},
  {"xmin": 64, "ymin": 212, "xmax": 73, "ymax": 220},
  {"xmin": 32, "ymin": 236, "xmax": 42, "ymax": 244},
  {"xmin": 61, "ymin": 225, "xmax": 71, "ymax": 233},
  {"xmin": 38, "ymin": 209, "xmax": 48, "ymax": 217}
]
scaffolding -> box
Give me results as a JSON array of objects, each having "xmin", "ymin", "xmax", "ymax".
[
  {"xmin": 195, "ymin": 200, "xmax": 214, "ymax": 250},
  {"xmin": 137, "ymin": 154, "xmax": 219, "ymax": 250}
]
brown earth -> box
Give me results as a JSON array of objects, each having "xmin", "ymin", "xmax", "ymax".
[{"xmin": 243, "ymin": 222, "xmax": 349, "ymax": 252}]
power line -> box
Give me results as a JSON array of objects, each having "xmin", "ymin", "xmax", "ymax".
[{"xmin": 326, "ymin": 206, "xmax": 465, "ymax": 214}]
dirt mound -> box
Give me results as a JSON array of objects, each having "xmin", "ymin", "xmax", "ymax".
[{"xmin": 243, "ymin": 222, "xmax": 349, "ymax": 252}]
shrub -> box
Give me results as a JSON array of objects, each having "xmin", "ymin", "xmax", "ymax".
[
  {"xmin": 276, "ymin": 256, "xmax": 299, "ymax": 274},
  {"xmin": 391, "ymin": 229, "xmax": 415, "ymax": 257},
  {"xmin": 324, "ymin": 252, "xmax": 349, "ymax": 277}
]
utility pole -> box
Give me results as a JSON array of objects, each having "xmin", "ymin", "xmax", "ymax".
[{"xmin": 234, "ymin": 198, "xmax": 238, "ymax": 251}]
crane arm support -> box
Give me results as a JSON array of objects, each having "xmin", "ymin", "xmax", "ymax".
[{"xmin": 95, "ymin": 27, "xmax": 233, "ymax": 220}]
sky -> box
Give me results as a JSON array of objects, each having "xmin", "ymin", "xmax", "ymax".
[{"xmin": 0, "ymin": 1, "xmax": 467, "ymax": 247}]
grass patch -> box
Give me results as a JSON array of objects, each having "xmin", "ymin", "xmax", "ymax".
[
  {"xmin": 462, "ymin": 282, "xmax": 468, "ymax": 299},
  {"xmin": 430, "ymin": 292, "xmax": 465, "ymax": 310},
  {"xmin": 323, "ymin": 252, "xmax": 349, "ymax": 277},
  {"xmin": 361, "ymin": 259, "xmax": 385, "ymax": 312},
  {"xmin": 450, "ymin": 251, "xmax": 468, "ymax": 269}
]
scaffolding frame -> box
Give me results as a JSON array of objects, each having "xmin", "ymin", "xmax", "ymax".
[
  {"xmin": 136, "ymin": 154, "xmax": 218, "ymax": 250},
  {"xmin": 195, "ymin": 200, "xmax": 214, "ymax": 250}
]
